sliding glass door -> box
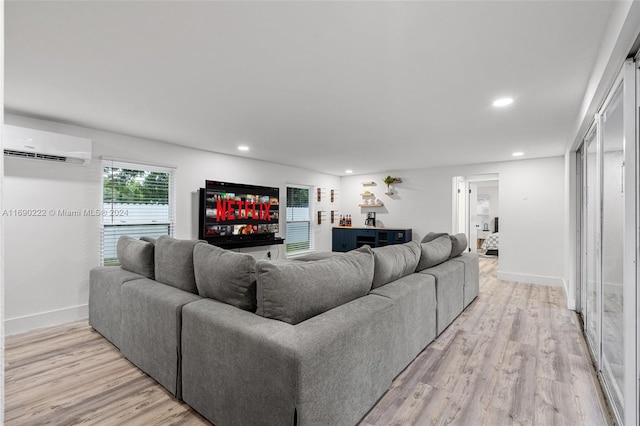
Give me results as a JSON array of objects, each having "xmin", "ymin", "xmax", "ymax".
[
  {"xmin": 578, "ymin": 59, "xmax": 637, "ymax": 425},
  {"xmin": 600, "ymin": 81, "xmax": 625, "ymax": 416},
  {"xmin": 582, "ymin": 124, "xmax": 600, "ymax": 364}
]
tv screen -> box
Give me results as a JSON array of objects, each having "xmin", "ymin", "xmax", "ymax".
[{"xmin": 199, "ymin": 180, "xmax": 279, "ymax": 244}]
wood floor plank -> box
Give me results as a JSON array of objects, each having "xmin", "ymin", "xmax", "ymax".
[
  {"xmin": 568, "ymin": 352, "xmax": 611, "ymax": 425},
  {"xmin": 6, "ymin": 258, "xmax": 613, "ymax": 425}
]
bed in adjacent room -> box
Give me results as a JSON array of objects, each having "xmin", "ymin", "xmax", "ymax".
[{"xmin": 481, "ymin": 232, "xmax": 499, "ymax": 256}]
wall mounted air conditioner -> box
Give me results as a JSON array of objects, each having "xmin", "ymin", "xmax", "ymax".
[{"xmin": 3, "ymin": 124, "xmax": 92, "ymax": 165}]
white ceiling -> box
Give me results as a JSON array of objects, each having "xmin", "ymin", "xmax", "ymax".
[{"xmin": 5, "ymin": 1, "xmax": 615, "ymax": 176}]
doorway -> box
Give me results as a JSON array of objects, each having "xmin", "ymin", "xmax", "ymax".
[{"xmin": 452, "ymin": 174, "xmax": 499, "ymax": 257}]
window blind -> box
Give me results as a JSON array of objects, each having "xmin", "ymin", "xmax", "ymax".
[
  {"xmin": 101, "ymin": 159, "xmax": 175, "ymax": 265},
  {"xmin": 286, "ymin": 185, "xmax": 312, "ymax": 255}
]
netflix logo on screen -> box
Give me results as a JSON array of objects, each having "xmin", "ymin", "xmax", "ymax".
[{"xmin": 215, "ymin": 198, "xmax": 272, "ymax": 221}]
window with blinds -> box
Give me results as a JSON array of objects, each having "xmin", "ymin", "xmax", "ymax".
[
  {"xmin": 286, "ymin": 185, "xmax": 313, "ymax": 255},
  {"xmin": 102, "ymin": 159, "xmax": 175, "ymax": 265}
]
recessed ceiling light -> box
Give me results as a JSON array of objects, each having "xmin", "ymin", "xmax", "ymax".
[
  {"xmin": 493, "ymin": 97, "xmax": 514, "ymax": 107},
  {"xmin": 238, "ymin": 145, "xmax": 250, "ymax": 152},
  {"xmin": 345, "ymin": 169, "xmax": 353, "ymax": 174},
  {"xmin": 512, "ymin": 152, "xmax": 524, "ymax": 157}
]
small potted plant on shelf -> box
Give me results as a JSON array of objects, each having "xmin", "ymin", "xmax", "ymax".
[{"xmin": 383, "ymin": 175, "xmax": 395, "ymax": 195}]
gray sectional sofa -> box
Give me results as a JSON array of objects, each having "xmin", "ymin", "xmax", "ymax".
[{"xmin": 89, "ymin": 233, "xmax": 478, "ymax": 426}]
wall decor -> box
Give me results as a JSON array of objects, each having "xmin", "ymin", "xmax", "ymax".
[
  {"xmin": 383, "ymin": 175, "xmax": 396, "ymax": 195},
  {"xmin": 317, "ymin": 210, "xmax": 327, "ymax": 225},
  {"xmin": 381, "ymin": 176, "xmax": 402, "ymax": 195}
]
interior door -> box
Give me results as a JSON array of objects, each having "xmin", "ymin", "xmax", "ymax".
[
  {"xmin": 452, "ymin": 176, "xmax": 467, "ymax": 235},
  {"xmin": 468, "ymin": 183, "xmax": 478, "ymax": 253}
]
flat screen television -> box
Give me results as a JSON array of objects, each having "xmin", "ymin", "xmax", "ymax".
[{"xmin": 199, "ymin": 180, "xmax": 280, "ymax": 247}]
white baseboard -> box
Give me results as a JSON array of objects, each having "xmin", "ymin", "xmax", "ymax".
[
  {"xmin": 561, "ymin": 278, "xmax": 577, "ymax": 310},
  {"xmin": 497, "ymin": 271, "xmax": 564, "ymax": 287},
  {"xmin": 5, "ymin": 304, "xmax": 88, "ymax": 336}
]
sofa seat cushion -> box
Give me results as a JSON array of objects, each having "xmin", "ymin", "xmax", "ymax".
[
  {"xmin": 370, "ymin": 273, "xmax": 437, "ymax": 376},
  {"xmin": 419, "ymin": 260, "xmax": 465, "ymax": 334},
  {"xmin": 182, "ymin": 293, "xmax": 395, "ymax": 426},
  {"xmin": 154, "ymin": 236, "xmax": 202, "ymax": 294},
  {"xmin": 371, "ymin": 241, "xmax": 421, "ymax": 289},
  {"xmin": 120, "ymin": 278, "xmax": 201, "ymax": 397},
  {"xmin": 193, "ymin": 243, "xmax": 257, "ymax": 311},
  {"xmin": 256, "ymin": 246, "xmax": 374, "ymax": 325},
  {"xmin": 117, "ymin": 236, "xmax": 155, "ymax": 278},
  {"xmin": 89, "ymin": 266, "xmax": 146, "ymax": 348},
  {"xmin": 417, "ymin": 235, "xmax": 452, "ymax": 271},
  {"xmin": 182, "ymin": 298, "xmax": 297, "ymax": 426},
  {"xmin": 451, "ymin": 252, "xmax": 479, "ymax": 307},
  {"xmin": 293, "ymin": 294, "xmax": 395, "ymax": 425}
]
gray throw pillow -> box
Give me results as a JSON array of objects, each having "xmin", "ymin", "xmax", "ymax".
[
  {"xmin": 193, "ymin": 243, "xmax": 257, "ymax": 311},
  {"xmin": 416, "ymin": 235, "xmax": 452, "ymax": 271},
  {"xmin": 371, "ymin": 241, "xmax": 421, "ymax": 289},
  {"xmin": 449, "ymin": 233, "xmax": 468, "ymax": 258},
  {"xmin": 140, "ymin": 236, "xmax": 157, "ymax": 245},
  {"xmin": 154, "ymin": 236, "xmax": 201, "ymax": 294},
  {"xmin": 117, "ymin": 236, "xmax": 155, "ymax": 278},
  {"xmin": 421, "ymin": 232, "xmax": 449, "ymax": 243},
  {"xmin": 256, "ymin": 246, "xmax": 374, "ymax": 325}
]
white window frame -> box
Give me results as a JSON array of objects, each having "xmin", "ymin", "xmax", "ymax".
[
  {"xmin": 285, "ymin": 184, "xmax": 314, "ymax": 257},
  {"xmin": 101, "ymin": 158, "xmax": 176, "ymax": 265}
]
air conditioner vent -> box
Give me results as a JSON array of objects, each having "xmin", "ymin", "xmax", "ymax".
[
  {"xmin": 4, "ymin": 149, "xmax": 36, "ymax": 159},
  {"xmin": 4, "ymin": 149, "xmax": 72, "ymax": 163},
  {"xmin": 36, "ymin": 153, "xmax": 68, "ymax": 162},
  {"xmin": 3, "ymin": 125, "xmax": 92, "ymax": 165}
]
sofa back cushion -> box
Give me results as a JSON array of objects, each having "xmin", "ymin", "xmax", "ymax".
[
  {"xmin": 154, "ymin": 236, "xmax": 201, "ymax": 294},
  {"xmin": 421, "ymin": 232, "xmax": 448, "ymax": 243},
  {"xmin": 193, "ymin": 243, "xmax": 257, "ymax": 311},
  {"xmin": 371, "ymin": 241, "xmax": 421, "ymax": 289},
  {"xmin": 292, "ymin": 251, "xmax": 345, "ymax": 261},
  {"xmin": 449, "ymin": 233, "xmax": 468, "ymax": 258},
  {"xmin": 117, "ymin": 236, "xmax": 155, "ymax": 278},
  {"xmin": 255, "ymin": 246, "xmax": 374, "ymax": 325},
  {"xmin": 417, "ymin": 235, "xmax": 452, "ymax": 271}
]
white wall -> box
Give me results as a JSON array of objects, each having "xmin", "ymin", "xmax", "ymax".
[
  {"xmin": 341, "ymin": 156, "xmax": 565, "ymax": 286},
  {"xmin": 3, "ymin": 113, "xmax": 340, "ymax": 334}
]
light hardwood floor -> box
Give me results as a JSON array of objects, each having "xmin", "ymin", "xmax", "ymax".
[{"xmin": 5, "ymin": 258, "xmax": 613, "ymax": 425}]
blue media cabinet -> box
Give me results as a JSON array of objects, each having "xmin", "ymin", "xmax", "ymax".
[{"xmin": 332, "ymin": 227, "xmax": 412, "ymax": 252}]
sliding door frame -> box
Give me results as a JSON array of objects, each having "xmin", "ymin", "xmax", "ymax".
[
  {"xmin": 577, "ymin": 59, "xmax": 637, "ymax": 425},
  {"xmin": 621, "ymin": 59, "xmax": 637, "ymax": 426},
  {"xmin": 597, "ymin": 59, "xmax": 637, "ymax": 426}
]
